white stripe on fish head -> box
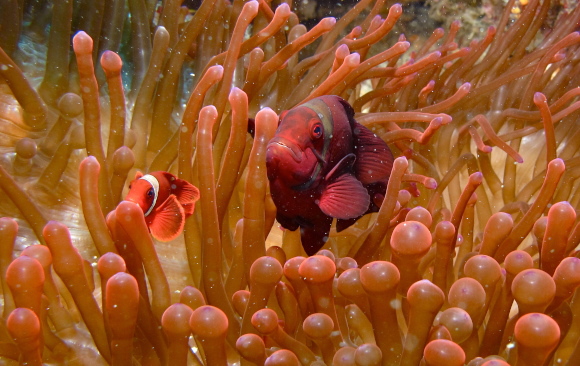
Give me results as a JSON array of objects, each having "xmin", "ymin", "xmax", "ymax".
[
  {"xmin": 140, "ymin": 174, "xmax": 160, "ymax": 216},
  {"xmin": 303, "ymin": 98, "xmax": 334, "ymax": 163},
  {"xmin": 291, "ymin": 98, "xmax": 334, "ymax": 191}
]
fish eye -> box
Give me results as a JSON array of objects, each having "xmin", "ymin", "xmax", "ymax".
[
  {"xmin": 147, "ymin": 188, "xmax": 154, "ymax": 198},
  {"xmin": 311, "ymin": 123, "xmax": 323, "ymax": 139}
]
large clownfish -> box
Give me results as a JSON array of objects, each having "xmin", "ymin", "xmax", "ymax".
[
  {"xmin": 125, "ymin": 171, "xmax": 200, "ymax": 242},
  {"xmin": 266, "ymin": 95, "xmax": 394, "ymax": 255}
]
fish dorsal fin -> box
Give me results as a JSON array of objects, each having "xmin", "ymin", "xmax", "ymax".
[
  {"xmin": 318, "ymin": 173, "xmax": 370, "ymax": 220},
  {"xmin": 149, "ymin": 195, "xmax": 185, "ymax": 242},
  {"xmin": 353, "ymin": 122, "xmax": 394, "ymax": 184},
  {"xmin": 325, "ymin": 153, "xmax": 356, "ymax": 182},
  {"xmin": 134, "ymin": 171, "xmax": 144, "ymax": 180},
  {"xmin": 159, "ymin": 172, "xmax": 201, "ymax": 215}
]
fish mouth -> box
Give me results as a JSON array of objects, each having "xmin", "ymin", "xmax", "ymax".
[{"xmin": 267, "ymin": 137, "xmax": 303, "ymax": 163}]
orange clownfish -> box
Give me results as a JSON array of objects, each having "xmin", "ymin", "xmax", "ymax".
[
  {"xmin": 266, "ymin": 96, "xmax": 394, "ymax": 255},
  {"xmin": 125, "ymin": 171, "xmax": 200, "ymax": 242}
]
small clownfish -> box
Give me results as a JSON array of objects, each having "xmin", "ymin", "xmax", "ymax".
[
  {"xmin": 266, "ymin": 95, "xmax": 394, "ymax": 255},
  {"xmin": 125, "ymin": 171, "xmax": 200, "ymax": 242}
]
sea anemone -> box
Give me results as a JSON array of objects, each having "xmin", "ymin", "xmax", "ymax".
[{"xmin": 1, "ymin": 0, "xmax": 580, "ymax": 365}]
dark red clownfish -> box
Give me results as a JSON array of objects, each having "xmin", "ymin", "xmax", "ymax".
[
  {"xmin": 266, "ymin": 95, "xmax": 394, "ymax": 255},
  {"xmin": 125, "ymin": 171, "xmax": 200, "ymax": 242}
]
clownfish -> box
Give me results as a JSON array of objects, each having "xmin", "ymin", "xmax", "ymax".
[
  {"xmin": 266, "ymin": 95, "xmax": 394, "ymax": 255},
  {"xmin": 125, "ymin": 171, "xmax": 200, "ymax": 242}
]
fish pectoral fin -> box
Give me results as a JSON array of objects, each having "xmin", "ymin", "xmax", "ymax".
[
  {"xmin": 149, "ymin": 195, "xmax": 186, "ymax": 242},
  {"xmin": 324, "ymin": 153, "xmax": 356, "ymax": 181},
  {"xmin": 318, "ymin": 173, "xmax": 370, "ymax": 220},
  {"xmin": 353, "ymin": 121, "xmax": 394, "ymax": 184}
]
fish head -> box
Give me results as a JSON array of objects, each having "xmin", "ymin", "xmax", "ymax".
[
  {"xmin": 266, "ymin": 105, "xmax": 327, "ymax": 188},
  {"xmin": 125, "ymin": 173, "xmax": 160, "ymax": 216}
]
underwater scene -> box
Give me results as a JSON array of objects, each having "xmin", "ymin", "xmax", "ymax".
[{"xmin": 0, "ymin": 0, "xmax": 579, "ymax": 364}]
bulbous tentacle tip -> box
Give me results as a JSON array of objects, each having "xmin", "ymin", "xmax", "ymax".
[
  {"xmin": 391, "ymin": 220, "xmax": 432, "ymax": 257},
  {"xmin": 100, "ymin": 51, "xmax": 123, "ymax": 75},
  {"xmin": 407, "ymin": 279, "xmax": 445, "ymax": 312},
  {"xmin": 303, "ymin": 313, "xmax": 334, "ymax": 340},
  {"xmin": 97, "ymin": 252, "xmax": 126, "ymax": 279},
  {"xmin": 511, "ymin": 269, "xmax": 556, "ymax": 308},
  {"xmin": 464, "ymin": 255, "xmax": 502, "ymax": 288},
  {"xmin": 7, "ymin": 307, "xmax": 41, "ymax": 351},
  {"xmin": 251, "ymin": 308, "xmax": 279, "ymax": 335},
  {"xmin": 112, "ymin": 146, "xmax": 135, "ymax": 173},
  {"xmin": 20, "ymin": 244, "xmax": 51, "ymax": 269},
  {"xmin": 390, "ymin": 3, "xmax": 403, "ymax": 15},
  {"xmin": 6, "ymin": 255, "xmax": 45, "ymax": 291},
  {"xmin": 438, "ymin": 307, "xmax": 473, "ymax": 344},
  {"xmin": 57, "ymin": 93, "xmax": 83, "ymax": 118},
  {"xmin": 299, "ymin": 255, "xmax": 336, "ymax": 283},
  {"xmin": 548, "ymin": 158, "xmax": 565, "ymax": 172},
  {"xmin": 72, "ymin": 31, "xmax": 93, "ymax": 54},
  {"xmin": 514, "ymin": 313, "xmax": 560, "ymax": 348},
  {"xmin": 355, "ymin": 343, "xmax": 382, "ymax": 366},
  {"xmin": 423, "ymin": 339, "xmax": 465, "ymax": 366},
  {"xmin": 80, "ymin": 155, "xmax": 100, "ymax": 168},
  {"xmin": 360, "ymin": 261, "xmax": 400, "ymax": 293},
  {"xmin": 250, "ymin": 256, "xmax": 284, "ymax": 285},
  {"xmin": 265, "ymin": 349, "xmax": 300, "ymax": 366},
  {"xmin": 15, "ymin": 138, "xmax": 36, "ymax": 159},
  {"xmin": 162, "ymin": 303, "xmax": 194, "ymax": 338},
  {"xmin": 337, "ymin": 268, "xmax": 365, "ymax": 299},
  {"xmin": 189, "ymin": 305, "xmax": 229, "ymax": 338}
]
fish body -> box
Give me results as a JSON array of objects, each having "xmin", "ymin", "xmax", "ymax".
[
  {"xmin": 266, "ymin": 95, "xmax": 394, "ymax": 255},
  {"xmin": 125, "ymin": 171, "xmax": 200, "ymax": 242}
]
